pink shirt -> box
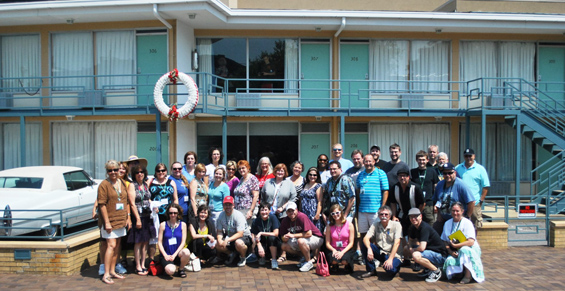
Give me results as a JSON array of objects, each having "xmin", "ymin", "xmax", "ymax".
[{"xmin": 330, "ymin": 222, "xmax": 350, "ymax": 250}]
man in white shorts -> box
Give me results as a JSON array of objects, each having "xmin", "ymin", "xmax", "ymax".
[{"xmin": 356, "ymin": 154, "xmax": 389, "ymax": 237}]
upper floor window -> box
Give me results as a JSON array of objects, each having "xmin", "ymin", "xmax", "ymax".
[
  {"xmin": 51, "ymin": 31, "xmax": 135, "ymax": 91},
  {"xmin": 370, "ymin": 40, "xmax": 450, "ymax": 93},
  {"xmin": 197, "ymin": 38, "xmax": 298, "ymax": 93},
  {"xmin": 0, "ymin": 34, "xmax": 40, "ymax": 93}
]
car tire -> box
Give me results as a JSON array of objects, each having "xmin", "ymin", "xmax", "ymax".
[{"xmin": 41, "ymin": 225, "xmax": 60, "ymax": 238}]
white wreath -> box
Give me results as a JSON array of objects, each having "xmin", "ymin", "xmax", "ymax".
[{"xmin": 154, "ymin": 69, "xmax": 199, "ymax": 121}]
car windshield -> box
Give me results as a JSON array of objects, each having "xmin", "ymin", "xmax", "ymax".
[{"xmin": 0, "ymin": 177, "xmax": 44, "ymax": 189}]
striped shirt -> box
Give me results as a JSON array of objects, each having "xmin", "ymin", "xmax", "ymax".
[{"xmin": 356, "ymin": 168, "xmax": 389, "ymax": 213}]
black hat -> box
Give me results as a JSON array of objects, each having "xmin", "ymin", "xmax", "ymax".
[
  {"xmin": 370, "ymin": 144, "xmax": 380, "ymax": 151},
  {"xmin": 441, "ymin": 162, "xmax": 455, "ymax": 172},
  {"xmin": 463, "ymin": 148, "xmax": 475, "ymax": 156},
  {"xmin": 397, "ymin": 166, "xmax": 410, "ymax": 175}
]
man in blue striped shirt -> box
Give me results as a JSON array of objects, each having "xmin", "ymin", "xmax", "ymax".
[{"xmin": 356, "ymin": 154, "xmax": 389, "ymax": 239}]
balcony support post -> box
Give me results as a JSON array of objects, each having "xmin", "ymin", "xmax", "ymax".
[
  {"xmin": 20, "ymin": 116, "xmax": 26, "ymax": 167},
  {"xmin": 515, "ymin": 113, "xmax": 521, "ymax": 199},
  {"xmin": 156, "ymin": 112, "xmax": 162, "ymax": 164},
  {"xmin": 222, "ymin": 116, "xmax": 227, "ymax": 164}
]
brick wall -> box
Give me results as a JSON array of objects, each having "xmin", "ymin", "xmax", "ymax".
[
  {"xmin": 550, "ymin": 220, "xmax": 565, "ymax": 248},
  {"xmin": 477, "ymin": 222, "xmax": 508, "ymax": 249},
  {"xmin": 0, "ymin": 230, "xmax": 100, "ymax": 275}
]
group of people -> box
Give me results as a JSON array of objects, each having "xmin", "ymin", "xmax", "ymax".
[{"xmin": 94, "ymin": 143, "xmax": 488, "ymax": 285}]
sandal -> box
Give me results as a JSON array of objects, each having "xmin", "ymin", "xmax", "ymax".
[
  {"xmin": 102, "ymin": 276, "xmax": 114, "ymax": 285},
  {"xmin": 460, "ymin": 277, "xmax": 472, "ymax": 284},
  {"xmin": 111, "ymin": 273, "xmax": 125, "ymax": 280},
  {"xmin": 179, "ymin": 269, "xmax": 187, "ymax": 278},
  {"xmin": 136, "ymin": 269, "xmax": 148, "ymax": 276},
  {"xmin": 277, "ymin": 256, "xmax": 287, "ymax": 263}
]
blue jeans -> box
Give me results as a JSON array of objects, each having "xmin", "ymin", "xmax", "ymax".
[
  {"xmin": 421, "ymin": 250, "xmax": 446, "ymax": 267},
  {"xmin": 361, "ymin": 243, "xmax": 402, "ymax": 274}
]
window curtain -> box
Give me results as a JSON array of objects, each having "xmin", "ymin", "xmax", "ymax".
[
  {"xmin": 1, "ymin": 35, "xmax": 40, "ymax": 91},
  {"xmin": 459, "ymin": 123, "xmax": 496, "ymax": 178},
  {"xmin": 52, "ymin": 122, "xmax": 94, "ymax": 174},
  {"xmin": 197, "ymin": 39, "xmax": 213, "ymax": 93},
  {"xmin": 2, "ymin": 123, "xmax": 42, "ymax": 170},
  {"xmin": 52, "ymin": 32, "xmax": 93, "ymax": 91},
  {"xmin": 460, "ymin": 41, "xmax": 497, "ymax": 93},
  {"xmin": 370, "ymin": 123, "xmax": 450, "ymax": 169},
  {"xmin": 285, "ymin": 39, "xmax": 299, "ymax": 93},
  {"xmin": 369, "ymin": 40, "xmax": 409, "ymax": 92},
  {"xmin": 96, "ymin": 31, "xmax": 135, "ymax": 90},
  {"xmin": 411, "ymin": 41, "xmax": 449, "ymax": 93},
  {"xmin": 498, "ymin": 42, "xmax": 535, "ymax": 82},
  {"xmin": 94, "ymin": 121, "xmax": 136, "ymax": 178}
]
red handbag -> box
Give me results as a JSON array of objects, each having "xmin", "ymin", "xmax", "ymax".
[
  {"xmin": 316, "ymin": 252, "xmax": 330, "ymax": 277},
  {"xmin": 149, "ymin": 260, "xmax": 163, "ymax": 276}
]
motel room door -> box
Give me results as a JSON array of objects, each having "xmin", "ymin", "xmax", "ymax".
[
  {"xmin": 300, "ymin": 42, "xmax": 331, "ymax": 109},
  {"xmin": 136, "ymin": 32, "xmax": 168, "ymax": 106},
  {"xmin": 340, "ymin": 42, "xmax": 369, "ymax": 109}
]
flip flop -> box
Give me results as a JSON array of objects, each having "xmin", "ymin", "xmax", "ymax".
[
  {"xmin": 111, "ymin": 273, "xmax": 125, "ymax": 280},
  {"xmin": 102, "ymin": 276, "xmax": 114, "ymax": 285},
  {"xmin": 136, "ymin": 269, "xmax": 148, "ymax": 276},
  {"xmin": 179, "ymin": 269, "xmax": 187, "ymax": 278},
  {"xmin": 277, "ymin": 256, "xmax": 287, "ymax": 263}
]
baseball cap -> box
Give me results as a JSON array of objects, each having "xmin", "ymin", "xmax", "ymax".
[
  {"xmin": 463, "ymin": 148, "xmax": 475, "ymax": 156},
  {"xmin": 286, "ymin": 201, "xmax": 298, "ymax": 211},
  {"xmin": 223, "ymin": 196, "xmax": 234, "ymax": 204},
  {"xmin": 397, "ymin": 166, "xmax": 410, "ymax": 175},
  {"xmin": 442, "ymin": 162, "xmax": 455, "ymax": 172},
  {"xmin": 370, "ymin": 144, "xmax": 380, "ymax": 151},
  {"xmin": 408, "ymin": 208, "xmax": 421, "ymax": 216}
]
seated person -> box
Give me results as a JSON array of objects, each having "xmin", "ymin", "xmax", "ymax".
[
  {"xmin": 280, "ymin": 201, "xmax": 324, "ymax": 272},
  {"xmin": 405, "ymin": 208, "xmax": 447, "ymax": 283},
  {"xmin": 441, "ymin": 202, "xmax": 485, "ymax": 284},
  {"xmin": 249, "ymin": 202, "xmax": 281, "ymax": 270},
  {"xmin": 187, "ymin": 205, "xmax": 216, "ymax": 266},
  {"xmin": 324, "ymin": 204, "xmax": 356, "ymax": 273},
  {"xmin": 157, "ymin": 204, "xmax": 191, "ymax": 278},
  {"xmin": 360, "ymin": 205, "xmax": 402, "ymax": 279},
  {"xmin": 215, "ymin": 196, "xmax": 253, "ymax": 267}
]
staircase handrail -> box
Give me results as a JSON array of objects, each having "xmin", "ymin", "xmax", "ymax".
[{"xmin": 530, "ymin": 151, "xmax": 565, "ymax": 203}]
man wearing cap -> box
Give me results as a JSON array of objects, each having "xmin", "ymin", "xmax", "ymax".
[
  {"xmin": 455, "ymin": 148, "xmax": 490, "ymax": 229},
  {"xmin": 215, "ymin": 196, "xmax": 253, "ymax": 267},
  {"xmin": 330, "ymin": 143, "xmax": 354, "ymax": 172},
  {"xmin": 389, "ymin": 165, "xmax": 425, "ymax": 236},
  {"xmin": 360, "ymin": 205, "xmax": 402, "ymax": 279},
  {"xmin": 410, "ymin": 150, "xmax": 439, "ymax": 225},
  {"xmin": 279, "ymin": 201, "xmax": 324, "ymax": 272},
  {"xmin": 324, "ymin": 161, "xmax": 356, "ymax": 221},
  {"xmin": 344, "ymin": 149, "xmax": 365, "ymax": 182},
  {"xmin": 405, "ymin": 208, "xmax": 446, "ymax": 283},
  {"xmin": 383, "ymin": 143, "xmax": 409, "ymax": 192},
  {"xmin": 432, "ymin": 163, "xmax": 475, "ymax": 232},
  {"xmin": 370, "ymin": 144, "xmax": 387, "ymax": 170}
]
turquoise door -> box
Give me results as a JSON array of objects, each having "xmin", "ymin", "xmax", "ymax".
[
  {"xmin": 301, "ymin": 43, "xmax": 330, "ymax": 109},
  {"xmin": 538, "ymin": 46, "xmax": 565, "ymax": 102},
  {"xmin": 344, "ymin": 133, "xmax": 368, "ymax": 156},
  {"xmin": 137, "ymin": 132, "xmax": 169, "ymax": 172},
  {"xmin": 300, "ymin": 133, "xmax": 330, "ymax": 170},
  {"xmin": 340, "ymin": 44, "xmax": 369, "ymax": 109},
  {"xmin": 137, "ymin": 34, "xmax": 168, "ymax": 105}
]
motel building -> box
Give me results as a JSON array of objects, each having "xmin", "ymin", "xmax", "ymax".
[{"xmin": 0, "ymin": 0, "xmax": 564, "ymax": 204}]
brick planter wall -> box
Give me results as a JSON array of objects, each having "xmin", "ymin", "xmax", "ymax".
[
  {"xmin": 550, "ymin": 220, "xmax": 565, "ymax": 248},
  {"xmin": 476, "ymin": 222, "xmax": 508, "ymax": 249}
]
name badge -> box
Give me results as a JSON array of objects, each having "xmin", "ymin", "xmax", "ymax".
[
  {"xmin": 209, "ymin": 203, "xmax": 214, "ymax": 211},
  {"xmin": 161, "ymin": 198, "xmax": 168, "ymax": 205},
  {"xmin": 184, "ymin": 195, "xmax": 188, "ymax": 202},
  {"xmin": 336, "ymin": 241, "xmax": 343, "ymax": 248},
  {"xmin": 168, "ymin": 237, "xmax": 177, "ymax": 245},
  {"xmin": 116, "ymin": 203, "xmax": 124, "ymax": 210}
]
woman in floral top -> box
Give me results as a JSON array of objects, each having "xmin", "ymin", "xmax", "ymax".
[{"xmin": 233, "ymin": 160, "xmax": 260, "ymax": 225}]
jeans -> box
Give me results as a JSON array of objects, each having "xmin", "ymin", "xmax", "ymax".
[{"xmin": 361, "ymin": 243, "xmax": 402, "ymax": 274}]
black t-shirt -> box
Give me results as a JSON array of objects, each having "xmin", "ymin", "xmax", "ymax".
[
  {"xmin": 388, "ymin": 182, "xmax": 424, "ymax": 220},
  {"xmin": 250, "ymin": 213, "xmax": 280, "ymax": 235},
  {"xmin": 375, "ymin": 159, "xmax": 387, "ymax": 170},
  {"xmin": 409, "ymin": 221, "xmax": 446, "ymax": 255},
  {"xmin": 410, "ymin": 167, "xmax": 439, "ymax": 202}
]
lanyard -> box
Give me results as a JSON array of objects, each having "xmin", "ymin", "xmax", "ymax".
[
  {"xmin": 418, "ymin": 169, "xmax": 426, "ymax": 189},
  {"xmin": 451, "ymin": 220, "xmax": 462, "ymax": 234},
  {"xmin": 261, "ymin": 217, "xmax": 270, "ymax": 232}
]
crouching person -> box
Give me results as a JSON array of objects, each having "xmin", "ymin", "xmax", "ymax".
[
  {"xmin": 158, "ymin": 204, "xmax": 191, "ymax": 278},
  {"xmin": 280, "ymin": 202, "xmax": 324, "ymax": 272},
  {"xmin": 215, "ymin": 196, "xmax": 253, "ymax": 267},
  {"xmin": 405, "ymin": 208, "xmax": 446, "ymax": 283},
  {"xmin": 360, "ymin": 205, "xmax": 402, "ymax": 279}
]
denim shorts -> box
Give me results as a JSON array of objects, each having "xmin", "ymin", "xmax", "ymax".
[{"xmin": 421, "ymin": 250, "xmax": 446, "ymax": 266}]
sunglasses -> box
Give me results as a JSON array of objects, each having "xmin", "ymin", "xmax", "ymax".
[
  {"xmin": 330, "ymin": 211, "xmax": 341, "ymax": 216},
  {"xmin": 172, "ymin": 167, "xmax": 182, "ymax": 171},
  {"xmin": 318, "ymin": 159, "xmax": 328, "ymax": 162},
  {"xmin": 227, "ymin": 168, "xmax": 235, "ymax": 171},
  {"xmin": 169, "ymin": 212, "xmax": 178, "ymax": 215},
  {"xmin": 308, "ymin": 173, "xmax": 318, "ymax": 177},
  {"xmin": 107, "ymin": 168, "xmax": 119, "ymax": 173},
  {"xmin": 379, "ymin": 212, "xmax": 390, "ymax": 217},
  {"xmin": 157, "ymin": 169, "xmax": 167, "ymax": 173},
  {"xmin": 443, "ymin": 171, "xmax": 455, "ymax": 175},
  {"xmin": 135, "ymin": 171, "xmax": 144, "ymax": 174},
  {"xmin": 333, "ymin": 148, "xmax": 342, "ymax": 151}
]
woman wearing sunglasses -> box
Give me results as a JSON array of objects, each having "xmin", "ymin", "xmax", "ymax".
[
  {"xmin": 169, "ymin": 161, "xmax": 190, "ymax": 223},
  {"xmin": 127, "ymin": 164, "xmax": 152, "ymax": 276},
  {"xmin": 299, "ymin": 167, "xmax": 324, "ymax": 234},
  {"xmin": 158, "ymin": 203, "xmax": 191, "ymax": 278},
  {"xmin": 325, "ymin": 204, "xmax": 356, "ymax": 273},
  {"xmin": 148, "ymin": 163, "xmax": 178, "ymax": 261}
]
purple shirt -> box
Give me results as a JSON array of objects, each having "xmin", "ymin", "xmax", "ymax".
[{"xmin": 279, "ymin": 211, "xmax": 323, "ymax": 238}]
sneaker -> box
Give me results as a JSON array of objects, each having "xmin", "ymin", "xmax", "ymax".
[
  {"xmin": 246, "ymin": 253, "xmax": 258, "ymax": 263},
  {"xmin": 271, "ymin": 259, "xmax": 279, "ymax": 270},
  {"xmin": 299, "ymin": 261, "xmax": 314, "ymax": 272},
  {"xmin": 412, "ymin": 263, "xmax": 421, "ymax": 272},
  {"xmin": 115, "ymin": 262, "xmax": 127, "ymax": 274},
  {"xmin": 417, "ymin": 268, "xmax": 431, "ymax": 277},
  {"xmin": 237, "ymin": 256, "xmax": 247, "ymax": 267},
  {"xmin": 296, "ymin": 257, "xmax": 306, "ymax": 268},
  {"xmin": 98, "ymin": 264, "xmax": 105, "ymax": 276},
  {"xmin": 258, "ymin": 257, "xmax": 266, "ymax": 266},
  {"xmin": 401, "ymin": 259, "xmax": 411, "ymax": 267},
  {"xmin": 425, "ymin": 269, "xmax": 442, "ymax": 283},
  {"xmin": 226, "ymin": 252, "xmax": 237, "ymax": 265}
]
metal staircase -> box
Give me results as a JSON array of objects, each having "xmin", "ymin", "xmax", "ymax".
[{"xmin": 501, "ymin": 80, "xmax": 565, "ymax": 214}]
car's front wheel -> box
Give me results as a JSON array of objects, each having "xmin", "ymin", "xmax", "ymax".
[
  {"xmin": 0, "ymin": 205, "xmax": 12, "ymax": 236},
  {"xmin": 41, "ymin": 225, "xmax": 60, "ymax": 238}
]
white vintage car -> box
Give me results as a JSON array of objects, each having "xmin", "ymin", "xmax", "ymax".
[{"xmin": 0, "ymin": 166, "xmax": 100, "ymax": 237}]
